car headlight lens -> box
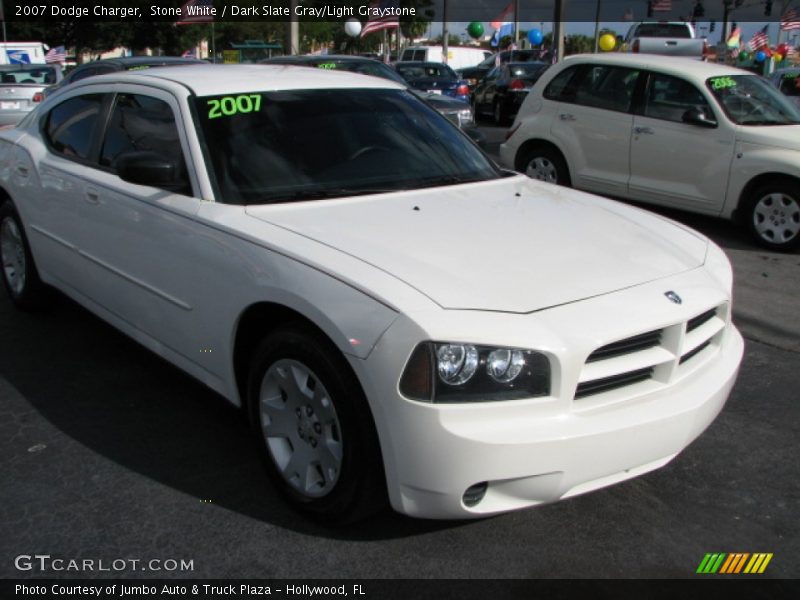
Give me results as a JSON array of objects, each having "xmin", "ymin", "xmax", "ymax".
[
  {"xmin": 457, "ymin": 108, "xmax": 474, "ymax": 126},
  {"xmin": 486, "ymin": 348, "xmax": 525, "ymax": 383},
  {"xmin": 400, "ymin": 342, "xmax": 551, "ymax": 403},
  {"xmin": 436, "ymin": 344, "xmax": 479, "ymax": 385}
]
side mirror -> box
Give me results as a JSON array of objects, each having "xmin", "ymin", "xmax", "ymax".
[
  {"xmin": 682, "ymin": 107, "xmax": 717, "ymax": 128},
  {"xmin": 115, "ymin": 151, "xmax": 183, "ymax": 189}
]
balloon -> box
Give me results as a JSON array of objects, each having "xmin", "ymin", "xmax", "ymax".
[
  {"xmin": 774, "ymin": 53, "xmax": 783, "ymax": 63},
  {"xmin": 755, "ymin": 50, "xmax": 766, "ymax": 62},
  {"xmin": 467, "ymin": 22, "xmax": 484, "ymax": 39},
  {"xmin": 777, "ymin": 43, "xmax": 790, "ymax": 56},
  {"xmin": 738, "ymin": 50, "xmax": 750, "ymax": 62},
  {"xmin": 598, "ymin": 33, "xmax": 616, "ymax": 52},
  {"xmin": 527, "ymin": 29, "xmax": 543, "ymax": 46},
  {"xmin": 344, "ymin": 18, "xmax": 361, "ymax": 37}
]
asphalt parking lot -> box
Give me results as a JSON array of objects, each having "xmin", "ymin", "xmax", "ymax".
[{"xmin": 1, "ymin": 124, "xmax": 798, "ymax": 580}]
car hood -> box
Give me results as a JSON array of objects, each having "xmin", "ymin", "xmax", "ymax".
[
  {"xmin": 245, "ymin": 177, "xmax": 707, "ymax": 313},
  {"xmin": 736, "ymin": 124, "xmax": 800, "ymax": 151}
]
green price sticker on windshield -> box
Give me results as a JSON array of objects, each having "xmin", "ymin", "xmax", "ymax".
[
  {"xmin": 207, "ymin": 94, "xmax": 262, "ymax": 119},
  {"xmin": 783, "ymin": 72, "xmax": 800, "ymax": 80},
  {"xmin": 710, "ymin": 76, "xmax": 737, "ymax": 90},
  {"xmin": 317, "ymin": 63, "xmax": 337, "ymax": 69}
]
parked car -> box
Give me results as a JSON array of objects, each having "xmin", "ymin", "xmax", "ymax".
[
  {"xmin": 42, "ymin": 56, "xmax": 206, "ymax": 98},
  {"xmin": 473, "ymin": 61, "xmax": 549, "ymax": 125},
  {"xmin": 0, "ymin": 64, "xmax": 742, "ymax": 522},
  {"xmin": 500, "ymin": 54, "xmax": 800, "ymax": 251},
  {"xmin": 0, "ymin": 64, "xmax": 62, "ymax": 126},
  {"xmin": 459, "ymin": 49, "xmax": 547, "ymax": 91},
  {"xmin": 394, "ymin": 61, "xmax": 470, "ymax": 102},
  {"xmin": 768, "ymin": 67, "xmax": 800, "ymax": 110},
  {"xmin": 260, "ymin": 55, "xmax": 481, "ymax": 143},
  {"xmin": 623, "ymin": 21, "xmax": 708, "ymax": 59}
]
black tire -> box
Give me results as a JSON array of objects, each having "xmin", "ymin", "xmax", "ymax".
[
  {"xmin": 517, "ymin": 145, "xmax": 571, "ymax": 186},
  {"xmin": 0, "ymin": 200, "xmax": 48, "ymax": 310},
  {"xmin": 247, "ymin": 325, "xmax": 387, "ymax": 524},
  {"xmin": 744, "ymin": 180, "xmax": 800, "ymax": 252}
]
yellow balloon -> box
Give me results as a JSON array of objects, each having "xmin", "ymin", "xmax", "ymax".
[
  {"xmin": 774, "ymin": 53, "xmax": 783, "ymax": 62},
  {"xmin": 599, "ymin": 34, "xmax": 617, "ymax": 52}
]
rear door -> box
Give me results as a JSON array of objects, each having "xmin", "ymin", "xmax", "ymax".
[{"xmin": 548, "ymin": 63, "xmax": 641, "ymax": 197}]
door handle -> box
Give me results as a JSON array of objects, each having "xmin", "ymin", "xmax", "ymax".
[
  {"xmin": 559, "ymin": 113, "xmax": 576, "ymax": 121},
  {"xmin": 634, "ymin": 126, "xmax": 654, "ymax": 135},
  {"xmin": 85, "ymin": 189, "xmax": 100, "ymax": 205},
  {"xmin": 16, "ymin": 165, "xmax": 28, "ymax": 176}
]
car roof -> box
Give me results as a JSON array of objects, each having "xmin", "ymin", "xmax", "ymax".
[
  {"xmin": 74, "ymin": 56, "xmax": 205, "ymax": 68},
  {"xmin": 560, "ymin": 53, "xmax": 749, "ymax": 79},
  {"xmin": 84, "ymin": 64, "xmax": 405, "ymax": 95},
  {"xmin": 262, "ymin": 55, "xmax": 379, "ymax": 64}
]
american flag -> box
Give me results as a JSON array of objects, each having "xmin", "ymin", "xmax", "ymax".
[
  {"xmin": 781, "ymin": 8, "xmax": 800, "ymax": 31},
  {"xmin": 491, "ymin": 3, "xmax": 514, "ymax": 30},
  {"xmin": 651, "ymin": 0, "xmax": 672, "ymax": 12},
  {"xmin": 747, "ymin": 25, "xmax": 769, "ymax": 51},
  {"xmin": 44, "ymin": 45, "xmax": 66, "ymax": 64},
  {"xmin": 177, "ymin": 0, "xmax": 214, "ymax": 25},
  {"xmin": 360, "ymin": 0, "xmax": 400, "ymax": 38}
]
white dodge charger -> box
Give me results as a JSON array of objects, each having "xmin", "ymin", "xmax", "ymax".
[{"xmin": 0, "ymin": 65, "xmax": 743, "ymax": 522}]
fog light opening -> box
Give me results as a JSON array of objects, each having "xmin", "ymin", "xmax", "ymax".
[{"xmin": 462, "ymin": 482, "xmax": 488, "ymax": 507}]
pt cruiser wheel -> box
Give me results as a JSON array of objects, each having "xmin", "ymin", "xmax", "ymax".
[
  {"xmin": 520, "ymin": 147, "xmax": 570, "ymax": 186},
  {"xmin": 747, "ymin": 181, "xmax": 800, "ymax": 251},
  {"xmin": 0, "ymin": 201, "xmax": 47, "ymax": 310},
  {"xmin": 247, "ymin": 326, "xmax": 386, "ymax": 523}
]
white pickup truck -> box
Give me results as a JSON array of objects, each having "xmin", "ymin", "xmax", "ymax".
[{"xmin": 624, "ymin": 22, "xmax": 707, "ymax": 59}]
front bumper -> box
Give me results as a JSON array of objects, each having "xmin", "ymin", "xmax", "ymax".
[{"xmin": 351, "ymin": 268, "xmax": 744, "ymax": 519}]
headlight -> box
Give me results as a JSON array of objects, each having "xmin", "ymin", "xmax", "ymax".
[
  {"xmin": 457, "ymin": 108, "xmax": 473, "ymax": 126},
  {"xmin": 400, "ymin": 342, "xmax": 551, "ymax": 403}
]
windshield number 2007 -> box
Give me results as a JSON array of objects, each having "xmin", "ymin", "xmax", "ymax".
[{"xmin": 207, "ymin": 95, "xmax": 262, "ymax": 119}]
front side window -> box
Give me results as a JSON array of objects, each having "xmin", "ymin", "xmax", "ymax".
[
  {"xmin": 45, "ymin": 94, "xmax": 105, "ymax": 160},
  {"xmin": 100, "ymin": 93, "xmax": 190, "ymax": 194},
  {"xmin": 194, "ymin": 88, "xmax": 500, "ymax": 205},
  {"xmin": 706, "ymin": 75, "xmax": 800, "ymax": 125},
  {"xmin": 644, "ymin": 73, "xmax": 714, "ymax": 123}
]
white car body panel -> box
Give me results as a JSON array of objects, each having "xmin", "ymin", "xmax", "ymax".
[{"xmin": 0, "ymin": 65, "xmax": 743, "ymax": 518}]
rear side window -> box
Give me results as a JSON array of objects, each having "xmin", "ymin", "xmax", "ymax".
[
  {"xmin": 543, "ymin": 65, "xmax": 581, "ymax": 101},
  {"xmin": 573, "ymin": 65, "xmax": 640, "ymax": 113},
  {"xmin": 45, "ymin": 94, "xmax": 105, "ymax": 160}
]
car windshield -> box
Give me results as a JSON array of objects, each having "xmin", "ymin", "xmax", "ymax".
[
  {"xmin": 306, "ymin": 59, "xmax": 408, "ymax": 85},
  {"xmin": 706, "ymin": 75, "xmax": 800, "ymax": 125},
  {"xmin": 194, "ymin": 88, "xmax": 500, "ymax": 205},
  {"xmin": 0, "ymin": 66, "xmax": 58, "ymax": 84},
  {"xmin": 508, "ymin": 64, "xmax": 548, "ymax": 79},
  {"xmin": 396, "ymin": 64, "xmax": 457, "ymax": 81}
]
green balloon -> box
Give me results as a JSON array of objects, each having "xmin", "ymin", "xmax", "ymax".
[
  {"xmin": 738, "ymin": 50, "xmax": 750, "ymax": 62},
  {"xmin": 467, "ymin": 22, "xmax": 484, "ymax": 39}
]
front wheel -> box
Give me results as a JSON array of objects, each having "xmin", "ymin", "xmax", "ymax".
[
  {"xmin": 746, "ymin": 181, "xmax": 800, "ymax": 251},
  {"xmin": 519, "ymin": 146, "xmax": 571, "ymax": 186},
  {"xmin": 247, "ymin": 326, "xmax": 387, "ymax": 524},
  {"xmin": 0, "ymin": 201, "xmax": 48, "ymax": 310}
]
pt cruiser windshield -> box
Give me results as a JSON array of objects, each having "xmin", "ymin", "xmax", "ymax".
[
  {"xmin": 194, "ymin": 88, "xmax": 500, "ymax": 205},
  {"xmin": 706, "ymin": 75, "xmax": 800, "ymax": 126}
]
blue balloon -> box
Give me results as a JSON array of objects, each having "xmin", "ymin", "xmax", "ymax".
[
  {"xmin": 755, "ymin": 50, "xmax": 766, "ymax": 62},
  {"xmin": 528, "ymin": 29, "xmax": 543, "ymax": 46}
]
